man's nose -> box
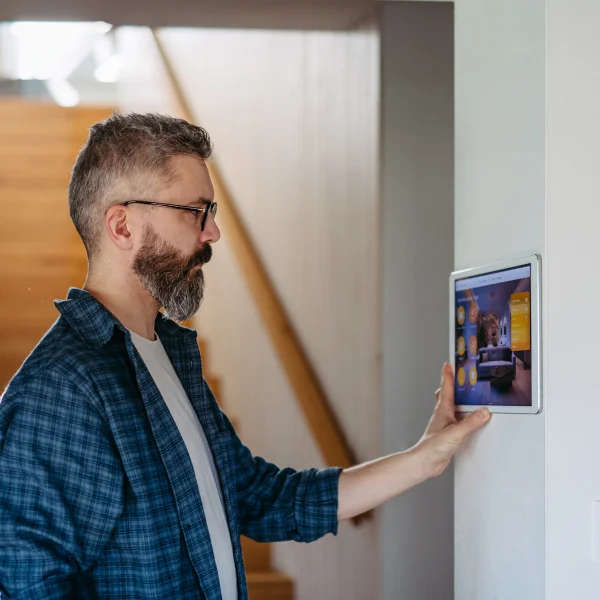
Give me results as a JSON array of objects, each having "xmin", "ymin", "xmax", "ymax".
[{"xmin": 199, "ymin": 217, "xmax": 220, "ymax": 245}]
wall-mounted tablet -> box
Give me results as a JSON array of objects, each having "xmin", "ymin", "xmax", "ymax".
[{"xmin": 450, "ymin": 255, "xmax": 542, "ymax": 414}]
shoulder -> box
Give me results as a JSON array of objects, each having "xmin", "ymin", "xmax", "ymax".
[{"xmin": 1, "ymin": 316, "xmax": 109, "ymax": 425}]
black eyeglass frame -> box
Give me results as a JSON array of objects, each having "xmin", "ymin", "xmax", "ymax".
[{"xmin": 120, "ymin": 200, "xmax": 218, "ymax": 231}]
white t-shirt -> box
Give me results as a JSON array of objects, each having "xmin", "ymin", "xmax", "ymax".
[{"xmin": 130, "ymin": 330, "xmax": 237, "ymax": 600}]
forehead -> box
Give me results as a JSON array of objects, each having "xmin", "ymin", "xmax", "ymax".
[{"xmin": 163, "ymin": 155, "xmax": 214, "ymax": 201}]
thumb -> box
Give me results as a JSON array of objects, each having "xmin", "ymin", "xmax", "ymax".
[{"xmin": 449, "ymin": 408, "xmax": 491, "ymax": 442}]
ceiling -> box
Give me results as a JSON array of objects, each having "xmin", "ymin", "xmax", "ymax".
[{"xmin": 0, "ymin": 0, "xmax": 378, "ymax": 31}]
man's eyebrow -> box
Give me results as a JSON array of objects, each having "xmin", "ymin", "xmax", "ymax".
[{"xmin": 188, "ymin": 197, "xmax": 212, "ymax": 207}]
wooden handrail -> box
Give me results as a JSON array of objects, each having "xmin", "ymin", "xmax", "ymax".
[{"xmin": 152, "ymin": 32, "xmax": 368, "ymax": 523}]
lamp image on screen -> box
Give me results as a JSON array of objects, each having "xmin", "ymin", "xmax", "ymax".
[{"xmin": 454, "ymin": 265, "xmax": 532, "ymax": 407}]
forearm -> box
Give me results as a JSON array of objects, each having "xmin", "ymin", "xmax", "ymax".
[
  {"xmin": 218, "ymin": 403, "xmax": 342, "ymax": 543},
  {"xmin": 337, "ymin": 448, "xmax": 431, "ymax": 521},
  {"xmin": 337, "ymin": 364, "xmax": 491, "ymax": 522}
]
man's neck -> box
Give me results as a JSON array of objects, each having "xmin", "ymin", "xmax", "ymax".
[{"xmin": 83, "ymin": 269, "xmax": 158, "ymax": 341}]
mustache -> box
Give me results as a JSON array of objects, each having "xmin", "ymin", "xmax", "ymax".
[{"xmin": 184, "ymin": 244, "xmax": 213, "ymax": 273}]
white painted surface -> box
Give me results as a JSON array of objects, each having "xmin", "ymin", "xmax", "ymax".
[
  {"xmin": 546, "ymin": 1, "xmax": 600, "ymax": 598},
  {"xmin": 454, "ymin": 0, "xmax": 546, "ymax": 598},
  {"xmin": 380, "ymin": 4, "xmax": 455, "ymax": 599},
  {"xmin": 117, "ymin": 26, "xmax": 381, "ymax": 600}
]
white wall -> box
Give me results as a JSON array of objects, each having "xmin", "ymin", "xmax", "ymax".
[
  {"xmin": 116, "ymin": 26, "xmax": 381, "ymax": 600},
  {"xmin": 454, "ymin": 0, "xmax": 547, "ymax": 599},
  {"xmin": 380, "ymin": 3, "xmax": 455, "ymax": 599},
  {"xmin": 546, "ymin": 1, "xmax": 600, "ymax": 598}
]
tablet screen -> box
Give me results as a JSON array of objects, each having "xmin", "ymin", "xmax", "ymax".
[{"xmin": 454, "ymin": 264, "xmax": 532, "ymax": 406}]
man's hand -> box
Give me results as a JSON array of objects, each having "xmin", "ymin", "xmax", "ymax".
[
  {"xmin": 337, "ymin": 363, "xmax": 491, "ymax": 521},
  {"xmin": 413, "ymin": 362, "xmax": 491, "ymax": 478}
]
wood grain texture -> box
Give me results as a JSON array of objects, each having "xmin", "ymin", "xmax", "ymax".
[
  {"xmin": 0, "ymin": 100, "xmax": 113, "ymax": 389},
  {"xmin": 246, "ymin": 571, "xmax": 294, "ymax": 600},
  {"xmin": 241, "ymin": 536, "xmax": 272, "ymax": 572}
]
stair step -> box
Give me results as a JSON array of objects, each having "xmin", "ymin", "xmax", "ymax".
[
  {"xmin": 246, "ymin": 571, "xmax": 294, "ymax": 600},
  {"xmin": 241, "ymin": 536, "xmax": 271, "ymax": 572}
]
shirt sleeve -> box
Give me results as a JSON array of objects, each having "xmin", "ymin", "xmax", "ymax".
[
  {"xmin": 0, "ymin": 370, "xmax": 124, "ymax": 599},
  {"xmin": 204, "ymin": 381, "xmax": 342, "ymax": 544}
]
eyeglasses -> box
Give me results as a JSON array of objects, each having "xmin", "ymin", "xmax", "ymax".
[{"xmin": 120, "ymin": 200, "xmax": 218, "ymax": 231}]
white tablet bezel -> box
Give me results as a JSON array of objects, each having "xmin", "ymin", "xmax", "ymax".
[{"xmin": 449, "ymin": 254, "xmax": 542, "ymax": 414}]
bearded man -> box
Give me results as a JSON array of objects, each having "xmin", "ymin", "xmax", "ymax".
[{"xmin": 0, "ymin": 113, "xmax": 490, "ymax": 600}]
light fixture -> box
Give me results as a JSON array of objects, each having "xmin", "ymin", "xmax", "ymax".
[
  {"xmin": 45, "ymin": 79, "xmax": 80, "ymax": 107},
  {"xmin": 94, "ymin": 54, "xmax": 122, "ymax": 83},
  {"xmin": 8, "ymin": 21, "xmax": 113, "ymax": 81}
]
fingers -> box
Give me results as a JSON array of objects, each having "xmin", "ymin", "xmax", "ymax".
[{"xmin": 453, "ymin": 408, "xmax": 491, "ymax": 439}]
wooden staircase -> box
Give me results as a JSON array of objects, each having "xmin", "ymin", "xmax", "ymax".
[
  {"xmin": 199, "ymin": 340, "xmax": 295, "ymax": 600},
  {"xmin": 0, "ymin": 99, "xmax": 113, "ymax": 388}
]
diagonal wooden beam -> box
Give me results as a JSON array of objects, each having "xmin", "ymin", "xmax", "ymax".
[{"xmin": 152, "ymin": 30, "xmax": 370, "ymax": 525}]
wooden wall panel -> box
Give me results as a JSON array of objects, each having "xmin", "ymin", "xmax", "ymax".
[{"xmin": 0, "ymin": 100, "xmax": 113, "ymax": 390}]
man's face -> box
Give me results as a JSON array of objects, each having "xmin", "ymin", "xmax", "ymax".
[{"xmin": 131, "ymin": 155, "xmax": 219, "ymax": 321}]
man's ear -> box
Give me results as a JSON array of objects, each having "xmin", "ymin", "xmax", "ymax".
[{"xmin": 105, "ymin": 204, "xmax": 134, "ymax": 250}]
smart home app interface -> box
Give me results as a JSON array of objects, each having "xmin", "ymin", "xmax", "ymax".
[{"xmin": 454, "ymin": 265, "xmax": 532, "ymax": 406}]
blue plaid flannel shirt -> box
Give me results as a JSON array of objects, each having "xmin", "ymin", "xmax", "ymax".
[{"xmin": 0, "ymin": 288, "xmax": 341, "ymax": 599}]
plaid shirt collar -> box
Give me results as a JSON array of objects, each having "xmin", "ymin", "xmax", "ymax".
[{"xmin": 54, "ymin": 287, "xmax": 198, "ymax": 348}]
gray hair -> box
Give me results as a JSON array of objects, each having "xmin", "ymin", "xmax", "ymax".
[{"xmin": 68, "ymin": 112, "xmax": 213, "ymax": 259}]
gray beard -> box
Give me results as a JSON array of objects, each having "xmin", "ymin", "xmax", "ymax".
[{"xmin": 131, "ymin": 224, "xmax": 207, "ymax": 322}]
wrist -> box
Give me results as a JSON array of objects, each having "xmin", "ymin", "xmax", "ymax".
[{"xmin": 407, "ymin": 441, "xmax": 438, "ymax": 482}]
